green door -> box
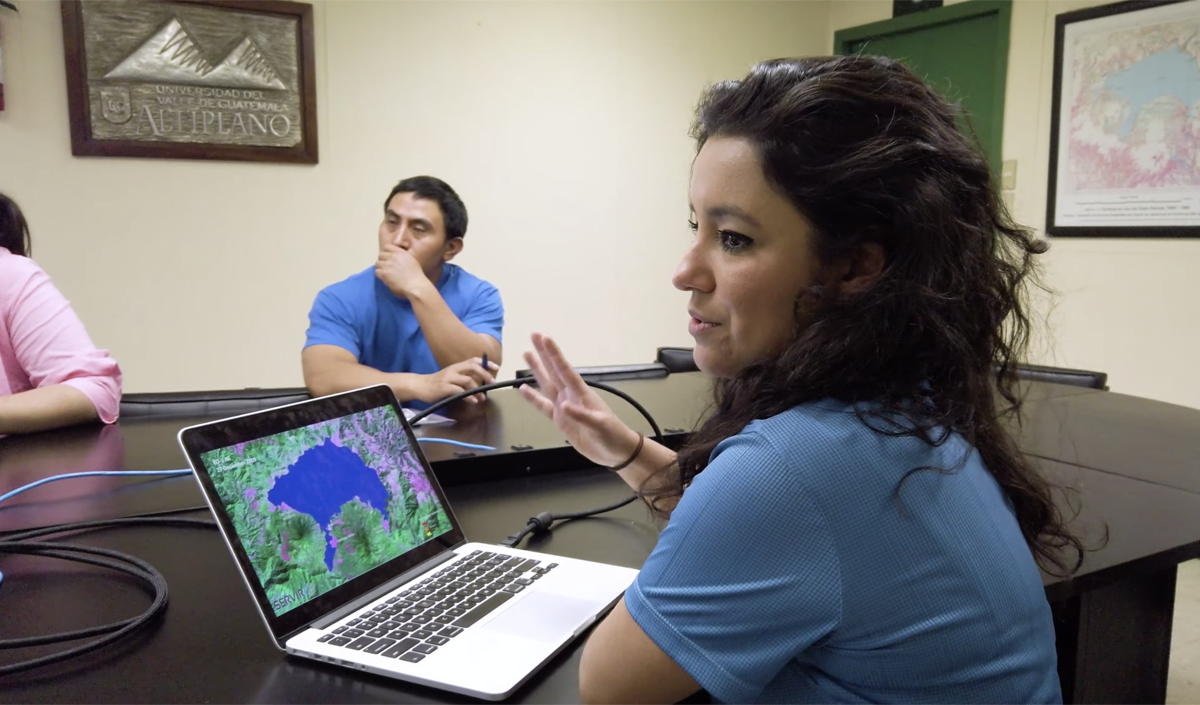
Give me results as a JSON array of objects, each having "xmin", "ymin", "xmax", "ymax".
[{"xmin": 833, "ymin": 0, "xmax": 1011, "ymax": 176}]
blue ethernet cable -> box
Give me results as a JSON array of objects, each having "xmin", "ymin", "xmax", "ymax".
[
  {"xmin": 0, "ymin": 470, "xmax": 179, "ymax": 591},
  {"xmin": 412, "ymin": 438, "xmax": 494, "ymax": 451},
  {"xmin": 0, "ymin": 470, "xmax": 193, "ymax": 507},
  {"xmin": 0, "ymin": 437, "xmax": 496, "ymax": 590},
  {"xmin": 0, "ymin": 438, "xmax": 494, "ymax": 508}
]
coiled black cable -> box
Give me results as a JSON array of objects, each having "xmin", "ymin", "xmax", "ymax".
[
  {"xmin": 408, "ymin": 377, "xmax": 667, "ymax": 548},
  {"xmin": 0, "ymin": 516, "xmax": 216, "ymax": 676}
]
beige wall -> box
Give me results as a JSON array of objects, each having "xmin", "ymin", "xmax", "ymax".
[
  {"xmin": 0, "ymin": 0, "xmax": 829, "ymax": 393},
  {"xmin": 830, "ymin": 0, "xmax": 1200, "ymax": 410},
  {"xmin": 2, "ymin": 0, "xmax": 1195, "ymax": 410}
]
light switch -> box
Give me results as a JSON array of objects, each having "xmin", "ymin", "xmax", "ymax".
[{"xmin": 1001, "ymin": 160, "xmax": 1018, "ymax": 190}]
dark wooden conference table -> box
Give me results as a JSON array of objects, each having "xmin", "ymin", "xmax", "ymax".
[{"xmin": 1, "ymin": 372, "xmax": 1198, "ymax": 704}]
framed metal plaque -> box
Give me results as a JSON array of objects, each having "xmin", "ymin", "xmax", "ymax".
[{"xmin": 62, "ymin": 0, "xmax": 318, "ymax": 163}]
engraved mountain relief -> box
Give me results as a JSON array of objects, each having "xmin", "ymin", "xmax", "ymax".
[{"xmin": 104, "ymin": 18, "xmax": 286, "ymax": 90}]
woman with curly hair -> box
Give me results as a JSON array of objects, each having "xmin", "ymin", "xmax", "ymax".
[{"xmin": 521, "ymin": 56, "xmax": 1075, "ymax": 704}]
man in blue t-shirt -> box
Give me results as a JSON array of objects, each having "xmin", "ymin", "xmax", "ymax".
[{"xmin": 302, "ymin": 176, "xmax": 503, "ymax": 406}]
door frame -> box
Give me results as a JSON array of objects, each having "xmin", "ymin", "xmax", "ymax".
[{"xmin": 832, "ymin": 0, "xmax": 1012, "ymax": 173}]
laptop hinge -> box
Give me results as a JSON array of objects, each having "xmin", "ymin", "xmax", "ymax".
[{"xmin": 306, "ymin": 550, "xmax": 460, "ymax": 631}]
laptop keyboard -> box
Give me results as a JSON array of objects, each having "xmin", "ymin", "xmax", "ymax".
[{"xmin": 315, "ymin": 550, "xmax": 559, "ymax": 663}]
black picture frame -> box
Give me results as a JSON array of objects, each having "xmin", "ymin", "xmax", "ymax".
[
  {"xmin": 62, "ymin": 0, "xmax": 318, "ymax": 164},
  {"xmin": 1046, "ymin": 0, "xmax": 1200, "ymax": 238},
  {"xmin": 893, "ymin": 0, "xmax": 944, "ymax": 18}
]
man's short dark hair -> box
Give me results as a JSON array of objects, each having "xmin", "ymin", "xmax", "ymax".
[{"xmin": 383, "ymin": 176, "xmax": 468, "ymax": 241}]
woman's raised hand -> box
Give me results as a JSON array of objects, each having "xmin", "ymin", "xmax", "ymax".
[{"xmin": 517, "ymin": 333, "xmax": 643, "ymax": 469}]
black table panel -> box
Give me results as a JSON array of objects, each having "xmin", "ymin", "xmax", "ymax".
[
  {"xmin": 0, "ymin": 468, "xmax": 653, "ymax": 704},
  {"xmin": 0, "ymin": 375, "xmax": 712, "ymax": 533},
  {"xmin": 1018, "ymin": 391, "xmax": 1200, "ymax": 494},
  {"xmin": 1016, "ymin": 381, "xmax": 1104, "ymax": 402},
  {"xmin": 0, "ymin": 422, "xmax": 204, "ymax": 534},
  {"xmin": 1039, "ymin": 459, "xmax": 1200, "ymax": 601},
  {"xmin": 0, "ymin": 374, "xmax": 1110, "ymax": 504},
  {"xmin": 3, "ymin": 457, "xmax": 1196, "ymax": 703},
  {"xmin": 2, "ymin": 375, "xmax": 1198, "ymax": 704}
]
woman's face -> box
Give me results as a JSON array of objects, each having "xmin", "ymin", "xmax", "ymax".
[{"xmin": 673, "ymin": 137, "xmax": 822, "ymax": 379}]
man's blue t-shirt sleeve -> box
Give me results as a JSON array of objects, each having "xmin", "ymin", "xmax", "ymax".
[
  {"xmin": 460, "ymin": 281, "xmax": 504, "ymax": 343},
  {"xmin": 623, "ymin": 428, "xmax": 843, "ymax": 704},
  {"xmin": 304, "ymin": 286, "xmax": 363, "ymax": 359}
]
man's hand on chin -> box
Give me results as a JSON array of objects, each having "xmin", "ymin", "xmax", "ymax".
[{"xmin": 376, "ymin": 245, "xmax": 432, "ymax": 299}]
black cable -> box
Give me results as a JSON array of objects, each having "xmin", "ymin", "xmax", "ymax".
[
  {"xmin": 0, "ymin": 548, "xmax": 151, "ymax": 649},
  {"xmin": 409, "ymin": 377, "xmax": 663, "ymax": 440},
  {"xmin": 0, "ymin": 506, "xmax": 211, "ymax": 543},
  {"xmin": 501, "ymin": 493, "xmax": 642, "ymax": 548},
  {"xmin": 0, "ymin": 517, "xmax": 215, "ymax": 676},
  {"xmin": 407, "ymin": 377, "xmax": 667, "ymax": 548}
]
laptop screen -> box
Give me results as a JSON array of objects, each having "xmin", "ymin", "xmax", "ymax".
[{"xmin": 199, "ymin": 403, "xmax": 453, "ymax": 617}]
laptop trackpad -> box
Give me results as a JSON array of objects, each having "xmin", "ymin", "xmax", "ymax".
[{"xmin": 478, "ymin": 593, "xmax": 599, "ymax": 644}]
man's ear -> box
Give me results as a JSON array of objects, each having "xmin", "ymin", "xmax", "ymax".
[{"xmin": 442, "ymin": 237, "xmax": 464, "ymax": 262}]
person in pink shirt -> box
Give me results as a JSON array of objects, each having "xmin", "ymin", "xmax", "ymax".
[{"xmin": 0, "ymin": 192, "xmax": 122, "ymax": 434}]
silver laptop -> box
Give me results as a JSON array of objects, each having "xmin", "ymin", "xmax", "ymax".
[{"xmin": 178, "ymin": 384, "xmax": 638, "ymax": 700}]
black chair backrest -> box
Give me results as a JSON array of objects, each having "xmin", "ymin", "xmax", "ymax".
[
  {"xmin": 120, "ymin": 388, "xmax": 312, "ymax": 419},
  {"xmin": 514, "ymin": 363, "xmax": 669, "ymax": 383},
  {"xmin": 656, "ymin": 347, "xmax": 699, "ymax": 374},
  {"xmin": 1012, "ymin": 364, "xmax": 1108, "ymax": 391}
]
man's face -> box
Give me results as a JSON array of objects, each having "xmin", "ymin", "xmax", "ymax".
[{"xmin": 377, "ymin": 192, "xmax": 461, "ymax": 280}]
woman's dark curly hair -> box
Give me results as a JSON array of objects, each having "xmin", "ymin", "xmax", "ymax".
[
  {"xmin": 0, "ymin": 192, "xmax": 32, "ymax": 257},
  {"xmin": 645, "ymin": 55, "xmax": 1082, "ymax": 576}
]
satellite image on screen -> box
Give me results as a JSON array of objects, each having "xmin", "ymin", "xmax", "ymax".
[{"xmin": 200, "ymin": 406, "xmax": 451, "ymax": 616}]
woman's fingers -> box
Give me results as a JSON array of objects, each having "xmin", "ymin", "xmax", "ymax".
[
  {"xmin": 562, "ymin": 400, "xmax": 606, "ymax": 427},
  {"xmin": 535, "ymin": 334, "xmax": 578, "ymax": 398},
  {"xmin": 530, "ymin": 333, "xmax": 567, "ymax": 394},
  {"xmin": 524, "ymin": 348, "xmax": 559, "ymax": 401},
  {"xmin": 519, "ymin": 383, "xmax": 555, "ymax": 418},
  {"xmin": 541, "ymin": 335, "xmax": 592, "ymax": 400}
]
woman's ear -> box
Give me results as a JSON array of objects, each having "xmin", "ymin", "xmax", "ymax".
[{"xmin": 840, "ymin": 242, "xmax": 886, "ymax": 294}]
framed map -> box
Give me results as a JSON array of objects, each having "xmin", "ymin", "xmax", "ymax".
[
  {"xmin": 1047, "ymin": 0, "xmax": 1200, "ymax": 237},
  {"xmin": 61, "ymin": 0, "xmax": 318, "ymax": 163}
]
